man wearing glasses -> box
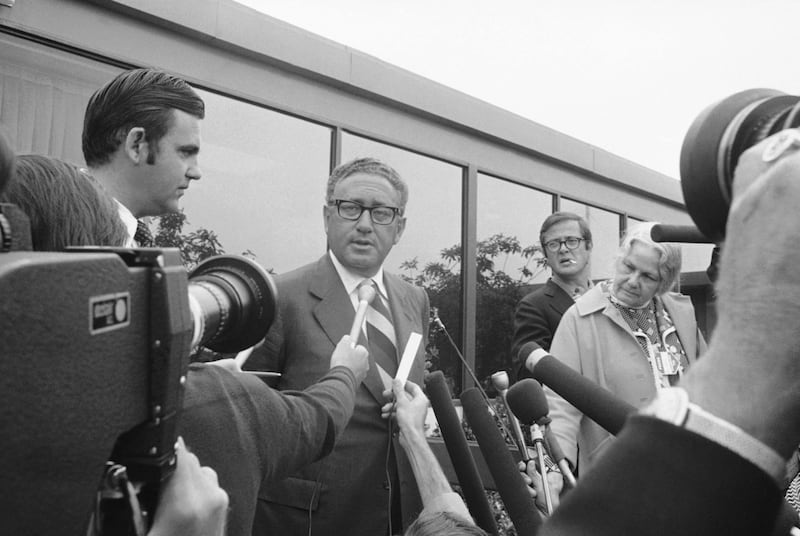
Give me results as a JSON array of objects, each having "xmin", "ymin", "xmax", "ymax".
[
  {"xmin": 249, "ymin": 157, "xmax": 429, "ymax": 536},
  {"xmin": 510, "ymin": 212, "xmax": 593, "ymax": 381}
]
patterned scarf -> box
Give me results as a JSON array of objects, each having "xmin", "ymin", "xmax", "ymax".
[{"xmin": 605, "ymin": 281, "xmax": 689, "ymax": 389}]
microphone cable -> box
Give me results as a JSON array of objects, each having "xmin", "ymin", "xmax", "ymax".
[{"xmin": 430, "ymin": 307, "xmax": 516, "ymax": 443}]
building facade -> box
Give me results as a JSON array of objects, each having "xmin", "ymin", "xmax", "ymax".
[{"xmin": 0, "ymin": 0, "xmax": 712, "ymax": 391}]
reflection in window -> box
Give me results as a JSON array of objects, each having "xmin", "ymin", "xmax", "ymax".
[
  {"xmin": 561, "ymin": 199, "xmax": 621, "ymax": 281},
  {"xmin": 179, "ymin": 90, "xmax": 332, "ymax": 274},
  {"xmin": 0, "ymin": 33, "xmax": 121, "ymax": 163},
  {"xmin": 476, "ymin": 173, "xmax": 553, "ymax": 391},
  {"xmin": 342, "ymin": 133, "xmax": 464, "ymax": 393}
]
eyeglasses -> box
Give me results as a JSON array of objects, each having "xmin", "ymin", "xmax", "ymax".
[
  {"xmin": 330, "ymin": 199, "xmax": 401, "ymax": 225},
  {"xmin": 543, "ymin": 236, "xmax": 585, "ymax": 252}
]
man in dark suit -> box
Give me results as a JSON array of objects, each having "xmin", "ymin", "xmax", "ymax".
[
  {"xmin": 249, "ymin": 157, "xmax": 430, "ymax": 535},
  {"xmin": 511, "ymin": 212, "xmax": 593, "ymax": 381}
]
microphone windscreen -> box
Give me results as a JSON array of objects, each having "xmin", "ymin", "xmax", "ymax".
[
  {"xmin": 506, "ymin": 379, "xmax": 549, "ymax": 425},
  {"xmin": 532, "ymin": 355, "xmax": 636, "ymax": 435},
  {"xmin": 425, "ymin": 372, "xmax": 498, "ymax": 535},
  {"xmin": 461, "ymin": 388, "xmax": 541, "ymax": 536}
]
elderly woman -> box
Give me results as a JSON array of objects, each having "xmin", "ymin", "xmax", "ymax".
[{"xmin": 546, "ymin": 222, "xmax": 706, "ymax": 476}]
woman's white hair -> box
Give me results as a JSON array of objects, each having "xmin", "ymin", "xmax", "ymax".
[{"xmin": 618, "ymin": 222, "xmax": 683, "ymax": 295}]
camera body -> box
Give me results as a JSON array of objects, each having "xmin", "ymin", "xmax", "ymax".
[{"xmin": 0, "ymin": 241, "xmax": 192, "ymax": 534}]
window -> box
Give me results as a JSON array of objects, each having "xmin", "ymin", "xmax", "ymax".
[{"xmin": 475, "ymin": 173, "xmax": 553, "ymax": 390}]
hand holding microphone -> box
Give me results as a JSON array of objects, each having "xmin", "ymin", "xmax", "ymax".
[
  {"xmin": 508, "ymin": 379, "xmax": 576, "ymax": 491},
  {"xmin": 349, "ymin": 283, "xmax": 377, "ymax": 344}
]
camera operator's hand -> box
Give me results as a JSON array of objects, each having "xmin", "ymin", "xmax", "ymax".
[
  {"xmin": 147, "ymin": 437, "xmax": 228, "ymax": 536},
  {"xmin": 682, "ymin": 128, "xmax": 800, "ymax": 458},
  {"xmin": 330, "ymin": 335, "xmax": 369, "ymax": 384}
]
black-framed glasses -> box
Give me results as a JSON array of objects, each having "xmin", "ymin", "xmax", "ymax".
[
  {"xmin": 330, "ymin": 199, "xmax": 401, "ymax": 225},
  {"xmin": 544, "ymin": 236, "xmax": 585, "ymax": 252}
]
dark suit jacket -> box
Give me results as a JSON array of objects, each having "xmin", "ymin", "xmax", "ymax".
[
  {"xmin": 541, "ymin": 416, "xmax": 786, "ymax": 536},
  {"xmin": 179, "ymin": 363, "xmax": 358, "ymax": 536},
  {"xmin": 510, "ymin": 279, "xmax": 574, "ymax": 381},
  {"xmin": 248, "ymin": 254, "xmax": 430, "ymax": 536}
]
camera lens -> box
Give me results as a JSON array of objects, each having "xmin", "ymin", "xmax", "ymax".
[
  {"xmin": 187, "ymin": 255, "xmax": 278, "ymax": 353},
  {"xmin": 680, "ymin": 89, "xmax": 800, "ymax": 242}
]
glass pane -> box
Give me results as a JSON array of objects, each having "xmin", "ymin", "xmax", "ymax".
[
  {"xmin": 342, "ymin": 133, "xmax": 464, "ymax": 393},
  {"xmin": 476, "ymin": 173, "xmax": 553, "ymax": 391},
  {"xmin": 0, "ymin": 33, "xmax": 121, "ymax": 163},
  {"xmin": 561, "ymin": 199, "xmax": 621, "ymax": 281},
  {"xmin": 178, "ymin": 90, "xmax": 332, "ymax": 274}
]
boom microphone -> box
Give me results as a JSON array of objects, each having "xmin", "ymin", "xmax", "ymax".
[
  {"xmin": 519, "ymin": 342, "xmax": 635, "ymax": 435},
  {"xmin": 461, "ymin": 388, "xmax": 541, "ymax": 536},
  {"xmin": 649, "ymin": 223, "xmax": 712, "ymax": 244},
  {"xmin": 425, "ymin": 372, "xmax": 498, "ymax": 535}
]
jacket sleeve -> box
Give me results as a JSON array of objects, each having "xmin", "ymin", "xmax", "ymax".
[
  {"xmin": 540, "ymin": 416, "xmax": 784, "ymax": 536},
  {"xmin": 182, "ymin": 363, "xmax": 358, "ymax": 483},
  {"xmin": 511, "ymin": 293, "xmax": 553, "ymax": 381},
  {"xmin": 545, "ymin": 306, "xmax": 584, "ymax": 466}
]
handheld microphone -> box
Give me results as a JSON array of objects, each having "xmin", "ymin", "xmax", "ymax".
[
  {"xmin": 425, "ymin": 372, "xmax": 498, "ymax": 535},
  {"xmin": 519, "ymin": 342, "xmax": 636, "ymax": 436},
  {"xmin": 491, "ymin": 371, "xmax": 531, "ymax": 463},
  {"xmin": 461, "ymin": 388, "xmax": 542, "ymax": 535},
  {"xmin": 349, "ymin": 283, "xmax": 376, "ymax": 345},
  {"xmin": 507, "ymin": 379, "xmax": 577, "ymax": 489},
  {"xmin": 505, "ymin": 379, "xmax": 554, "ymax": 512}
]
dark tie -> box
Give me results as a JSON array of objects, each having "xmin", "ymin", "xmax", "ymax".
[
  {"xmin": 134, "ymin": 219, "xmax": 154, "ymax": 247},
  {"xmin": 361, "ymin": 280, "xmax": 398, "ymax": 386}
]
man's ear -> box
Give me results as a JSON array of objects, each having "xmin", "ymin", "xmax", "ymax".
[{"xmin": 123, "ymin": 127, "xmax": 148, "ymax": 164}]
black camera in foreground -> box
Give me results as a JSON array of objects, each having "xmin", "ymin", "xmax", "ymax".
[
  {"xmin": 681, "ymin": 89, "xmax": 800, "ymax": 243},
  {"xmin": 0, "ymin": 204, "xmax": 277, "ymax": 534}
]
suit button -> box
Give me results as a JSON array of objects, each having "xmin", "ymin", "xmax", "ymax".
[{"xmin": 383, "ymin": 481, "xmax": 390, "ymax": 490}]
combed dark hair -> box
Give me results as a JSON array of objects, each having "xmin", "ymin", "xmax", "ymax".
[
  {"xmin": 539, "ymin": 211, "xmax": 593, "ymax": 250},
  {"xmin": 403, "ymin": 511, "xmax": 488, "ymax": 536},
  {"xmin": 0, "ymin": 155, "xmax": 128, "ymax": 250},
  {"xmin": 326, "ymin": 157, "xmax": 408, "ymax": 210},
  {"xmin": 82, "ymin": 68, "xmax": 205, "ymax": 167}
]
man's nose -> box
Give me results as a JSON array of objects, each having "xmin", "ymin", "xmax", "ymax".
[
  {"xmin": 355, "ymin": 209, "xmax": 374, "ymax": 230},
  {"xmin": 187, "ymin": 161, "xmax": 202, "ymax": 181}
]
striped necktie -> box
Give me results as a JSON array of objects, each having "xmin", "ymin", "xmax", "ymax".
[
  {"xmin": 360, "ymin": 279, "xmax": 398, "ymax": 384},
  {"xmin": 134, "ymin": 219, "xmax": 154, "ymax": 247}
]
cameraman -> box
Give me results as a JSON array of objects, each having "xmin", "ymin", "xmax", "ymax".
[{"xmin": 1, "ymin": 153, "xmax": 369, "ymax": 536}]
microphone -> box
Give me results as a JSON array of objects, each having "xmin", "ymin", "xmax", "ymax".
[
  {"xmin": 649, "ymin": 223, "xmax": 712, "ymax": 244},
  {"xmin": 519, "ymin": 342, "xmax": 636, "ymax": 436},
  {"xmin": 425, "ymin": 372, "xmax": 498, "ymax": 535},
  {"xmin": 491, "ymin": 371, "xmax": 531, "ymax": 463},
  {"xmin": 507, "ymin": 379, "xmax": 577, "ymax": 489},
  {"xmin": 504, "ymin": 379, "xmax": 554, "ymax": 512},
  {"xmin": 461, "ymin": 388, "xmax": 542, "ymax": 536},
  {"xmin": 349, "ymin": 283, "xmax": 376, "ymax": 345}
]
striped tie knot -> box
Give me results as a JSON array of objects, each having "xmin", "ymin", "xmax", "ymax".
[{"xmin": 359, "ymin": 279, "xmax": 398, "ymax": 382}]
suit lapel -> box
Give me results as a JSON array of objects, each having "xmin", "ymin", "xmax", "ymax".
[
  {"xmin": 310, "ymin": 255, "xmax": 390, "ymax": 404},
  {"xmin": 384, "ymin": 273, "xmax": 425, "ymax": 384},
  {"xmin": 546, "ymin": 279, "xmax": 575, "ymax": 316}
]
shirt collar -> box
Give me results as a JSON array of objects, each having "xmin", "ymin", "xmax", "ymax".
[
  {"xmin": 115, "ymin": 200, "xmax": 138, "ymax": 247},
  {"xmin": 328, "ymin": 250, "xmax": 388, "ymax": 300}
]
